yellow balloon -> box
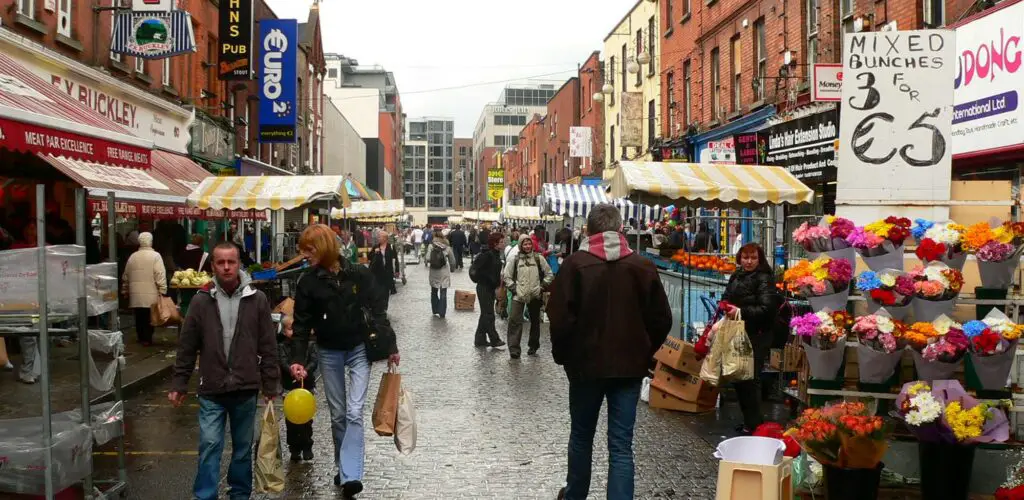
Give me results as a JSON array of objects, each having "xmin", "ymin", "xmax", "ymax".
[{"xmin": 283, "ymin": 388, "xmax": 316, "ymax": 425}]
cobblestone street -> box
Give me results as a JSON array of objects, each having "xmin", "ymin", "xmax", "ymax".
[{"xmin": 96, "ymin": 257, "xmax": 718, "ymax": 499}]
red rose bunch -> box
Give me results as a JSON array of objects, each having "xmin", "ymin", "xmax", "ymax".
[
  {"xmin": 972, "ymin": 330, "xmax": 1003, "ymax": 355},
  {"xmin": 886, "ymin": 216, "xmax": 912, "ymax": 245},
  {"xmin": 870, "ymin": 289, "xmax": 898, "ymax": 306},
  {"xmin": 916, "ymin": 239, "xmax": 948, "ymax": 263}
]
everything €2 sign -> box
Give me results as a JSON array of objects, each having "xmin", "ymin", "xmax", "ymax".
[
  {"xmin": 258, "ymin": 19, "xmax": 297, "ymax": 143},
  {"xmin": 836, "ymin": 30, "xmax": 956, "ymax": 223}
]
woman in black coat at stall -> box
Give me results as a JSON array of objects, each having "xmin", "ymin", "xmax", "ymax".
[{"xmin": 720, "ymin": 243, "xmax": 782, "ymax": 434}]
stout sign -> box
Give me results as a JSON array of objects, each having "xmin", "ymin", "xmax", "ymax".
[
  {"xmin": 218, "ymin": 0, "xmax": 252, "ymax": 80},
  {"xmin": 836, "ymin": 30, "xmax": 956, "ymax": 222}
]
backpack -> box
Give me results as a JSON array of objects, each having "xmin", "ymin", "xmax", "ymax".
[
  {"xmin": 511, "ymin": 253, "xmax": 545, "ymax": 285},
  {"xmin": 429, "ymin": 246, "xmax": 447, "ymax": 269},
  {"xmin": 468, "ymin": 255, "xmax": 483, "ymax": 284}
]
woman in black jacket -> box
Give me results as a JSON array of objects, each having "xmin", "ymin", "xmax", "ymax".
[
  {"xmin": 721, "ymin": 242, "xmax": 781, "ymax": 434},
  {"xmin": 471, "ymin": 232, "xmax": 508, "ymax": 348}
]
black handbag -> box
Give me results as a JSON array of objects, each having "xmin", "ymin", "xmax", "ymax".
[{"xmin": 362, "ymin": 306, "xmax": 396, "ymax": 363}]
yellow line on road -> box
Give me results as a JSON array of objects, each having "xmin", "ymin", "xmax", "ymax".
[{"xmin": 94, "ymin": 451, "xmax": 197, "ymax": 456}]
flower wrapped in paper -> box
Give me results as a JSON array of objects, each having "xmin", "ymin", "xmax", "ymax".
[
  {"xmin": 913, "ymin": 219, "xmax": 968, "ymax": 270},
  {"xmin": 852, "ymin": 312, "xmax": 907, "ymax": 383},
  {"xmin": 848, "ymin": 217, "xmax": 911, "ymax": 271},
  {"xmin": 894, "ymin": 380, "xmax": 1010, "ymax": 445},
  {"xmin": 791, "ymin": 309, "xmax": 851, "ymax": 380},
  {"xmin": 965, "ymin": 309, "xmax": 1024, "ymax": 390},
  {"xmin": 963, "ymin": 221, "xmax": 1024, "ymax": 289},
  {"xmin": 786, "ymin": 401, "xmax": 890, "ymax": 469},
  {"xmin": 783, "ymin": 256, "xmax": 852, "ymax": 312},
  {"xmin": 909, "ymin": 262, "xmax": 963, "ymax": 322},
  {"xmin": 856, "ymin": 269, "xmax": 914, "ymax": 320},
  {"xmin": 995, "ymin": 452, "xmax": 1024, "ymax": 500},
  {"xmin": 795, "ymin": 216, "xmax": 857, "ymax": 264},
  {"xmin": 907, "ymin": 315, "xmax": 968, "ymax": 382}
]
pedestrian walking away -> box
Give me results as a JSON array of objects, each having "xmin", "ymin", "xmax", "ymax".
[
  {"xmin": 546, "ymin": 204, "xmax": 673, "ymax": 500},
  {"xmin": 469, "ymin": 231, "xmax": 508, "ymax": 349},
  {"xmin": 289, "ymin": 224, "xmax": 400, "ymax": 499},
  {"xmin": 122, "ymin": 232, "xmax": 167, "ymax": 347},
  {"xmin": 278, "ymin": 314, "xmax": 319, "ymax": 462},
  {"xmin": 448, "ymin": 224, "xmax": 468, "ymax": 270},
  {"xmin": 169, "ymin": 242, "xmax": 280, "ymax": 500},
  {"xmin": 427, "ymin": 233, "xmax": 457, "ymax": 318},
  {"xmin": 369, "ymin": 231, "xmax": 401, "ymax": 301},
  {"xmin": 503, "ymin": 237, "xmax": 553, "ymax": 359}
]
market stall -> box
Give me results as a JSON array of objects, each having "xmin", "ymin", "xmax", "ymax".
[
  {"xmin": 329, "ymin": 199, "xmax": 409, "ymax": 279},
  {"xmin": 462, "ymin": 210, "xmax": 502, "ymax": 223},
  {"xmin": 502, "ymin": 205, "xmax": 561, "ymax": 227}
]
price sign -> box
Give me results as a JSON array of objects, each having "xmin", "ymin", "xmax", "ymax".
[{"xmin": 836, "ymin": 30, "xmax": 956, "ymax": 222}]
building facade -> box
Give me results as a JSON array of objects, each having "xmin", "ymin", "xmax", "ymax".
[
  {"xmin": 542, "ymin": 77, "xmax": 581, "ymax": 188},
  {"xmin": 578, "ymin": 51, "xmax": 606, "ymax": 176},
  {"xmin": 404, "ymin": 118, "xmax": 454, "ymax": 211},
  {"xmin": 453, "ymin": 138, "xmax": 473, "ymax": 211},
  {"xmin": 323, "ymin": 99, "xmax": 366, "ymax": 182},
  {"xmin": 602, "ymin": 0, "xmax": 661, "ymax": 169}
]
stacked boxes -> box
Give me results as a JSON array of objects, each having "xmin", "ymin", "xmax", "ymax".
[{"xmin": 650, "ymin": 337, "xmax": 718, "ymax": 413}]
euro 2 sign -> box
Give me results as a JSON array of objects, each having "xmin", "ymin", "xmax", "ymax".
[{"xmin": 258, "ymin": 19, "xmax": 297, "ymax": 143}]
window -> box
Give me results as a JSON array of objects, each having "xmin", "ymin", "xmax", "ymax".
[
  {"xmin": 648, "ymin": 17, "xmax": 656, "ymax": 77},
  {"xmin": 683, "ymin": 0, "xmax": 691, "ymax": 18},
  {"xmin": 459, "ymin": 146, "xmax": 467, "ymax": 155},
  {"xmin": 923, "ymin": 0, "xmax": 945, "ymax": 27},
  {"xmin": 18, "ymin": 0, "xmax": 33, "ymax": 18},
  {"xmin": 754, "ymin": 19, "xmax": 767, "ymax": 101},
  {"xmin": 841, "ymin": 0, "xmax": 855, "ymax": 34},
  {"xmin": 666, "ymin": 71, "xmax": 675, "ymax": 135},
  {"xmin": 807, "ymin": 0, "xmax": 819, "ymax": 69},
  {"xmin": 635, "ymin": 29, "xmax": 643, "ymax": 86},
  {"xmin": 135, "ymin": 57, "xmax": 145, "ymax": 75},
  {"xmin": 57, "ymin": 0, "xmax": 72, "ymax": 37},
  {"xmin": 621, "ymin": 44, "xmax": 627, "ymax": 89},
  {"xmin": 162, "ymin": 58, "xmax": 171, "ymax": 86},
  {"xmin": 665, "ymin": 0, "xmax": 673, "ymax": 30},
  {"xmin": 609, "ymin": 56, "xmax": 616, "ymax": 100},
  {"xmin": 109, "ymin": 0, "xmax": 120, "ymax": 62},
  {"xmin": 731, "ymin": 36, "xmax": 742, "ymax": 112},
  {"xmin": 683, "ymin": 60, "xmax": 692, "ymax": 125},
  {"xmin": 328, "ymin": 68, "xmax": 338, "ymax": 79},
  {"xmin": 711, "ymin": 48, "xmax": 721, "ymax": 120},
  {"xmin": 648, "ymin": 99, "xmax": 656, "ymax": 148}
]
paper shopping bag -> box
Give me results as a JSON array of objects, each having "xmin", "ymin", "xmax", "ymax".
[
  {"xmin": 150, "ymin": 296, "xmax": 182, "ymax": 327},
  {"xmin": 699, "ymin": 320, "xmax": 724, "ymax": 386},
  {"xmin": 718, "ymin": 315, "xmax": 754, "ymax": 383},
  {"xmin": 254, "ymin": 404, "xmax": 285, "ymax": 493},
  {"xmin": 394, "ymin": 387, "xmax": 418, "ymax": 455},
  {"xmin": 372, "ymin": 367, "xmax": 401, "ymax": 437}
]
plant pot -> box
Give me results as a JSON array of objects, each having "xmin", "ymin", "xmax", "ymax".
[
  {"xmin": 864, "ymin": 298, "xmax": 912, "ymax": 321},
  {"xmin": 969, "ymin": 341, "xmax": 1018, "ymax": 390},
  {"xmin": 810, "ymin": 246, "xmax": 857, "ymax": 269},
  {"xmin": 808, "ymin": 289, "xmax": 850, "ymax": 313},
  {"xmin": 803, "ymin": 338, "xmax": 847, "ymax": 380},
  {"xmin": 911, "ymin": 349, "xmax": 961, "ymax": 381},
  {"xmin": 861, "ymin": 245, "xmax": 906, "ymax": 272},
  {"xmin": 857, "ymin": 344, "xmax": 905, "ymax": 384},
  {"xmin": 912, "ymin": 298, "xmax": 955, "ymax": 323},
  {"xmin": 978, "ymin": 257, "xmax": 1021, "ymax": 290},
  {"xmin": 823, "ymin": 462, "xmax": 883, "ymax": 500},
  {"xmin": 919, "ymin": 442, "xmax": 976, "ymax": 500}
]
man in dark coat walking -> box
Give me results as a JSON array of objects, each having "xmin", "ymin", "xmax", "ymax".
[{"xmin": 448, "ymin": 224, "xmax": 468, "ymax": 270}]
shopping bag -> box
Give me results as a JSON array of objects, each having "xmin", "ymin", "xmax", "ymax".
[
  {"xmin": 254, "ymin": 404, "xmax": 285, "ymax": 493},
  {"xmin": 372, "ymin": 366, "xmax": 401, "ymax": 437},
  {"xmin": 394, "ymin": 387, "xmax": 418, "ymax": 455},
  {"xmin": 150, "ymin": 296, "xmax": 182, "ymax": 327},
  {"xmin": 0, "ymin": 338, "xmax": 8, "ymax": 366},
  {"xmin": 719, "ymin": 313, "xmax": 755, "ymax": 383},
  {"xmin": 699, "ymin": 320, "xmax": 724, "ymax": 386}
]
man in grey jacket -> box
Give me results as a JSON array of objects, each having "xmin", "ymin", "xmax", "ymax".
[
  {"xmin": 169, "ymin": 242, "xmax": 279, "ymax": 500},
  {"xmin": 503, "ymin": 237, "xmax": 553, "ymax": 359}
]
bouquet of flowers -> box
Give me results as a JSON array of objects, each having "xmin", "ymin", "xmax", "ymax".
[
  {"xmin": 856, "ymin": 269, "xmax": 915, "ymax": 318},
  {"xmin": 964, "ymin": 309, "xmax": 1024, "ymax": 390},
  {"xmin": 786, "ymin": 401, "xmax": 890, "ymax": 469},
  {"xmin": 909, "ymin": 262, "xmax": 964, "ymax": 322},
  {"xmin": 909, "ymin": 315, "xmax": 969, "ymax": 381},
  {"xmin": 847, "ymin": 217, "xmax": 912, "ymax": 271},
  {"xmin": 913, "ymin": 219, "xmax": 968, "ymax": 270},
  {"xmin": 783, "ymin": 256, "xmax": 853, "ymax": 311},
  {"xmin": 791, "ymin": 310, "xmax": 852, "ymax": 379},
  {"xmin": 852, "ymin": 313, "xmax": 906, "ymax": 383},
  {"xmin": 793, "ymin": 216, "xmax": 856, "ymax": 253},
  {"xmin": 996, "ymin": 452, "xmax": 1024, "ymax": 500},
  {"xmin": 894, "ymin": 380, "xmax": 1009, "ymax": 445},
  {"xmin": 963, "ymin": 221, "xmax": 1024, "ymax": 289}
]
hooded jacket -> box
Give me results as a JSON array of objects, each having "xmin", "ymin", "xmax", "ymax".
[
  {"xmin": 428, "ymin": 238, "xmax": 456, "ymax": 289},
  {"xmin": 503, "ymin": 239, "xmax": 553, "ymax": 303},
  {"xmin": 171, "ymin": 271, "xmax": 279, "ymax": 397},
  {"xmin": 547, "ymin": 231, "xmax": 673, "ymax": 379}
]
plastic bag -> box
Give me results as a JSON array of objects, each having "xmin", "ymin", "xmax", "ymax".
[
  {"xmin": 63, "ymin": 401, "xmax": 124, "ymax": 446},
  {"xmin": 719, "ymin": 314, "xmax": 754, "ymax": 382},
  {"xmin": 0, "ymin": 245, "xmax": 85, "ymax": 315},
  {"xmin": 254, "ymin": 404, "xmax": 284, "ymax": 493},
  {"xmin": 0, "ymin": 415, "xmax": 93, "ymax": 495},
  {"xmin": 87, "ymin": 331, "xmax": 124, "ymax": 392},
  {"xmin": 640, "ymin": 377, "xmax": 651, "ymax": 403},
  {"xmin": 86, "ymin": 263, "xmax": 119, "ymax": 316},
  {"xmin": 394, "ymin": 388, "xmax": 417, "ymax": 455}
]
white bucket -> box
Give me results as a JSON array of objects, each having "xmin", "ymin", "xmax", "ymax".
[{"xmin": 713, "ymin": 436, "xmax": 786, "ymax": 465}]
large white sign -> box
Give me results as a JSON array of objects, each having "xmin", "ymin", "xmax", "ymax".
[
  {"xmin": 812, "ymin": 63, "xmax": 843, "ymax": 102},
  {"xmin": 569, "ymin": 126, "xmax": 592, "ymax": 158},
  {"xmin": 836, "ymin": 30, "xmax": 956, "ymax": 222},
  {"xmin": 951, "ymin": 1, "xmax": 1024, "ymax": 156}
]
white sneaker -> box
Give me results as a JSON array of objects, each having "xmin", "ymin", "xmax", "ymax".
[{"xmin": 3, "ymin": 361, "xmax": 13, "ymax": 371}]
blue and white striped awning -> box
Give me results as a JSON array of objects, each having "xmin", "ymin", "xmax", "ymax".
[
  {"xmin": 615, "ymin": 198, "xmax": 662, "ymax": 223},
  {"xmin": 111, "ymin": 10, "xmax": 197, "ymax": 60},
  {"xmin": 541, "ymin": 183, "xmax": 610, "ymax": 218}
]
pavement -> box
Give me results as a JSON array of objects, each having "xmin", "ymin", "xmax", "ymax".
[{"xmin": 86, "ymin": 257, "xmax": 723, "ymax": 499}]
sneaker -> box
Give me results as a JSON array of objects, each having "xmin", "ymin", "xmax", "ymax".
[
  {"xmin": 2, "ymin": 361, "xmax": 13, "ymax": 371},
  {"xmin": 18, "ymin": 376, "xmax": 36, "ymax": 385},
  {"xmin": 490, "ymin": 340, "xmax": 507, "ymax": 349},
  {"xmin": 302, "ymin": 449, "xmax": 314, "ymax": 461},
  {"xmin": 527, "ymin": 348, "xmax": 538, "ymax": 356},
  {"xmin": 342, "ymin": 480, "xmax": 363, "ymax": 498}
]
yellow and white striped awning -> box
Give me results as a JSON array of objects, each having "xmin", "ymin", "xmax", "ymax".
[
  {"xmin": 329, "ymin": 199, "xmax": 404, "ymax": 220},
  {"xmin": 462, "ymin": 210, "xmax": 501, "ymax": 222},
  {"xmin": 187, "ymin": 175, "xmax": 351, "ymax": 210},
  {"xmin": 608, "ymin": 161, "xmax": 813, "ymax": 206},
  {"xmin": 504, "ymin": 205, "xmax": 561, "ymax": 222}
]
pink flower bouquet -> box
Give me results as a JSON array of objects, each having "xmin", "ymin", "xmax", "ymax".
[
  {"xmin": 852, "ymin": 313, "xmax": 907, "ymax": 383},
  {"xmin": 793, "ymin": 216, "xmax": 855, "ymax": 253}
]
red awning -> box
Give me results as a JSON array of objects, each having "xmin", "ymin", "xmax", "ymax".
[{"xmin": 0, "ymin": 52, "xmax": 152, "ymax": 169}]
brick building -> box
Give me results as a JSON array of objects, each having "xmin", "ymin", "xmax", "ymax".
[
  {"xmin": 543, "ymin": 77, "xmax": 581, "ymax": 187},
  {"xmin": 578, "ymin": 51, "xmax": 606, "ymax": 176},
  {"xmin": 514, "ymin": 114, "xmax": 549, "ymax": 201}
]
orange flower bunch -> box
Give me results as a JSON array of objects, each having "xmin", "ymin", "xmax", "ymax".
[
  {"xmin": 788, "ymin": 417, "xmax": 839, "ymax": 444},
  {"xmin": 838, "ymin": 415, "xmax": 886, "ymax": 437},
  {"xmin": 963, "ymin": 223, "xmax": 996, "ymax": 252},
  {"xmin": 671, "ymin": 251, "xmax": 737, "ymax": 274},
  {"xmin": 786, "ymin": 401, "xmax": 890, "ymax": 469},
  {"xmin": 904, "ymin": 322, "xmax": 940, "ymax": 349},
  {"xmin": 832, "ymin": 311, "xmax": 854, "ymax": 330}
]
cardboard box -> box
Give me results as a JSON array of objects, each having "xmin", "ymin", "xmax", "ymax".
[
  {"xmin": 716, "ymin": 457, "xmax": 793, "ymax": 500},
  {"xmin": 648, "ymin": 386, "xmax": 715, "ymax": 413},
  {"xmin": 454, "ymin": 290, "xmax": 476, "ymax": 311},
  {"xmin": 784, "ymin": 345, "xmax": 803, "ymax": 372},
  {"xmin": 651, "ymin": 362, "xmax": 719, "ymax": 405},
  {"xmin": 653, "ymin": 337, "xmax": 702, "ymax": 375}
]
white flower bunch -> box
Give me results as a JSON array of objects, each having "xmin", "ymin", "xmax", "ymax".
[
  {"xmin": 924, "ymin": 222, "xmax": 963, "ymax": 246},
  {"xmin": 905, "ymin": 392, "xmax": 943, "ymax": 426},
  {"xmin": 876, "ymin": 316, "xmax": 896, "ymax": 334},
  {"xmin": 924, "ymin": 265, "xmax": 952, "ymax": 287},
  {"xmin": 934, "ymin": 315, "xmax": 962, "ymax": 336}
]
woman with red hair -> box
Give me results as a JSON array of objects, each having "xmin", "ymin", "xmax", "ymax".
[{"xmin": 470, "ymin": 232, "xmax": 508, "ymax": 348}]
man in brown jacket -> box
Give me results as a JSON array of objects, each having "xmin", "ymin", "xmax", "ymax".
[
  {"xmin": 169, "ymin": 242, "xmax": 280, "ymax": 500},
  {"xmin": 547, "ymin": 204, "xmax": 672, "ymax": 500}
]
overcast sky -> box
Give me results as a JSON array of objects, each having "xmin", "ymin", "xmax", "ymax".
[{"xmin": 265, "ymin": 0, "xmax": 637, "ymax": 137}]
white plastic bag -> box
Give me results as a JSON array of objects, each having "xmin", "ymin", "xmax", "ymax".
[
  {"xmin": 394, "ymin": 388, "xmax": 417, "ymax": 455},
  {"xmin": 87, "ymin": 331, "xmax": 124, "ymax": 392},
  {"xmin": 640, "ymin": 377, "xmax": 651, "ymax": 403}
]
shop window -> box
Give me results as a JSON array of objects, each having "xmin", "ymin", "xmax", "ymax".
[
  {"xmin": 665, "ymin": 0, "xmax": 673, "ymax": 30},
  {"xmin": 109, "ymin": 0, "xmax": 120, "ymax": 62},
  {"xmin": 711, "ymin": 48, "xmax": 721, "ymax": 121},
  {"xmin": 621, "ymin": 44, "xmax": 627, "ymax": 90},
  {"xmin": 841, "ymin": 0, "xmax": 855, "ymax": 34},
  {"xmin": 683, "ymin": 60, "xmax": 692, "ymax": 125},
  {"xmin": 57, "ymin": 0, "xmax": 72, "ymax": 37},
  {"xmin": 682, "ymin": 0, "xmax": 691, "ymax": 18},
  {"xmin": 635, "ymin": 29, "xmax": 643, "ymax": 86},
  {"xmin": 666, "ymin": 71, "xmax": 675, "ymax": 135},
  {"xmin": 923, "ymin": 0, "xmax": 945, "ymax": 27},
  {"xmin": 648, "ymin": 17, "xmax": 656, "ymax": 77},
  {"xmin": 135, "ymin": 57, "xmax": 145, "ymax": 75},
  {"xmin": 648, "ymin": 99, "xmax": 656, "ymax": 148}
]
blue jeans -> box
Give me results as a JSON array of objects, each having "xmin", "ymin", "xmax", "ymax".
[
  {"xmin": 565, "ymin": 377, "xmax": 642, "ymax": 500},
  {"xmin": 431, "ymin": 287, "xmax": 448, "ymax": 317},
  {"xmin": 320, "ymin": 344, "xmax": 371, "ymax": 483},
  {"xmin": 194, "ymin": 394, "xmax": 257, "ymax": 500}
]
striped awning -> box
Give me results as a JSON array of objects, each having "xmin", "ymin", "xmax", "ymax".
[
  {"xmin": 504, "ymin": 205, "xmax": 561, "ymax": 223},
  {"xmin": 329, "ymin": 199, "xmax": 404, "ymax": 219},
  {"xmin": 366, "ymin": 189, "xmax": 384, "ymax": 201},
  {"xmin": 463, "ymin": 211, "xmax": 501, "ymax": 222},
  {"xmin": 609, "ymin": 161, "xmax": 813, "ymax": 206},
  {"xmin": 541, "ymin": 183, "xmax": 610, "ymax": 217},
  {"xmin": 615, "ymin": 198, "xmax": 662, "ymax": 223},
  {"xmin": 187, "ymin": 175, "xmax": 351, "ymax": 210}
]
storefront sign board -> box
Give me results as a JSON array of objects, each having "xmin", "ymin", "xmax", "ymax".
[
  {"xmin": 569, "ymin": 126, "xmax": 592, "ymax": 158},
  {"xmin": 111, "ymin": 10, "xmax": 197, "ymax": 60},
  {"xmin": 837, "ymin": 30, "xmax": 956, "ymax": 223},
  {"xmin": 218, "ymin": 0, "xmax": 253, "ymax": 80},
  {"xmin": 699, "ymin": 137, "xmax": 735, "ymax": 163},
  {"xmin": 733, "ymin": 132, "xmax": 762, "ymax": 165},
  {"xmin": 88, "ymin": 199, "xmax": 267, "ymax": 220},
  {"xmin": 258, "ymin": 19, "xmax": 298, "ymax": 143},
  {"xmin": 763, "ymin": 109, "xmax": 839, "ymax": 182},
  {"xmin": 813, "ymin": 64, "xmax": 843, "ymax": 102},
  {"xmin": 620, "ymin": 92, "xmax": 643, "ymax": 147},
  {"xmin": 0, "ymin": 116, "xmax": 150, "ymax": 169}
]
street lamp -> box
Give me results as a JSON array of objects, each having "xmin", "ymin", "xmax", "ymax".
[
  {"xmin": 601, "ymin": 83, "xmax": 614, "ymax": 94},
  {"xmin": 627, "ymin": 59, "xmax": 640, "ymax": 74},
  {"xmin": 593, "ymin": 92, "xmax": 605, "ymax": 103},
  {"xmin": 637, "ymin": 51, "xmax": 651, "ymax": 65}
]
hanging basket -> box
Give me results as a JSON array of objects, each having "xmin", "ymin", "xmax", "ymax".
[
  {"xmin": 911, "ymin": 349, "xmax": 962, "ymax": 382},
  {"xmin": 969, "ymin": 341, "xmax": 1018, "ymax": 390},
  {"xmin": 978, "ymin": 256, "xmax": 1021, "ymax": 290},
  {"xmin": 803, "ymin": 338, "xmax": 847, "ymax": 380},
  {"xmin": 857, "ymin": 344, "xmax": 905, "ymax": 384},
  {"xmin": 912, "ymin": 298, "xmax": 956, "ymax": 323},
  {"xmin": 861, "ymin": 245, "xmax": 906, "ymax": 272},
  {"xmin": 807, "ymin": 288, "xmax": 850, "ymax": 313}
]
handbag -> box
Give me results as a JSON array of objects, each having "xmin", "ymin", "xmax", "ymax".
[
  {"xmin": 719, "ymin": 312, "xmax": 755, "ymax": 382},
  {"xmin": 394, "ymin": 387, "xmax": 418, "ymax": 455},
  {"xmin": 363, "ymin": 306, "xmax": 396, "ymax": 363}
]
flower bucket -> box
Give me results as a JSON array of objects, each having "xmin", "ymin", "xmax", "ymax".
[
  {"xmin": 808, "ymin": 289, "xmax": 850, "ymax": 313},
  {"xmin": 864, "ymin": 298, "xmax": 911, "ymax": 321},
  {"xmin": 919, "ymin": 442, "xmax": 975, "ymax": 500},
  {"xmin": 857, "ymin": 344, "xmax": 905, "ymax": 384},
  {"xmin": 803, "ymin": 338, "xmax": 847, "ymax": 380},
  {"xmin": 912, "ymin": 298, "xmax": 955, "ymax": 323},
  {"xmin": 911, "ymin": 349, "xmax": 961, "ymax": 381},
  {"xmin": 809, "ymin": 246, "xmax": 856, "ymax": 269},
  {"xmin": 861, "ymin": 245, "xmax": 906, "ymax": 272},
  {"xmin": 940, "ymin": 251, "xmax": 968, "ymax": 272},
  {"xmin": 823, "ymin": 462, "xmax": 883, "ymax": 500},
  {"xmin": 969, "ymin": 341, "xmax": 1018, "ymax": 390},
  {"xmin": 978, "ymin": 256, "xmax": 1020, "ymax": 290}
]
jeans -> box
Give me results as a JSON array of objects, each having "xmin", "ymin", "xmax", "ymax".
[
  {"xmin": 474, "ymin": 284, "xmax": 501, "ymax": 345},
  {"xmin": 18, "ymin": 336, "xmax": 37, "ymax": 381},
  {"xmin": 453, "ymin": 247, "xmax": 464, "ymax": 268},
  {"xmin": 565, "ymin": 377, "xmax": 642, "ymax": 500},
  {"xmin": 431, "ymin": 287, "xmax": 448, "ymax": 317},
  {"xmin": 320, "ymin": 344, "xmax": 371, "ymax": 483},
  {"xmin": 507, "ymin": 298, "xmax": 542, "ymax": 356},
  {"xmin": 194, "ymin": 393, "xmax": 257, "ymax": 500},
  {"xmin": 133, "ymin": 307, "xmax": 154, "ymax": 343}
]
